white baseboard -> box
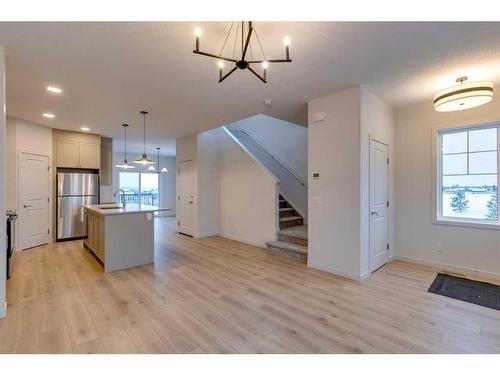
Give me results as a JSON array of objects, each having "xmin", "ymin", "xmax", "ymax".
[
  {"xmin": 218, "ymin": 233, "xmax": 267, "ymax": 249},
  {"xmin": 393, "ymin": 254, "xmax": 500, "ymax": 280},
  {"xmin": 307, "ymin": 261, "xmax": 363, "ymax": 282},
  {"xmin": 194, "ymin": 232, "xmax": 219, "ymax": 239}
]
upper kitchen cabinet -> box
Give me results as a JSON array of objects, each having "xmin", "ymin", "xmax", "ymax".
[
  {"xmin": 53, "ymin": 129, "xmax": 101, "ymax": 169},
  {"xmin": 100, "ymin": 137, "xmax": 113, "ymax": 185}
]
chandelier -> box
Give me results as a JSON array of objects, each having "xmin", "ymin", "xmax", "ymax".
[{"xmin": 193, "ymin": 21, "xmax": 291, "ymax": 83}]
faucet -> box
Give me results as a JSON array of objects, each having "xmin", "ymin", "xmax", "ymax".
[{"xmin": 113, "ymin": 189, "xmax": 127, "ymax": 207}]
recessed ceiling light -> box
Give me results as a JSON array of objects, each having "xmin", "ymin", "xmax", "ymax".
[
  {"xmin": 46, "ymin": 86, "xmax": 62, "ymax": 94},
  {"xmin": 43, "ymin": 113, "xmax": 55, "ymax": 118},
  {"xmin": 80, "ymin": 127, "xmax": 90, "ymax": 131}
]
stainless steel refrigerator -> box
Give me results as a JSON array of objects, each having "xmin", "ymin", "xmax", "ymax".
[{"xmin": 57, "ymin": 172, "xmax": 99, "ymax": 240}]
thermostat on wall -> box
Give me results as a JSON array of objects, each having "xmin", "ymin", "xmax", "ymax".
[{"xmin": 312, "ymin": 111, "xmax": 326, "ymax": 123}]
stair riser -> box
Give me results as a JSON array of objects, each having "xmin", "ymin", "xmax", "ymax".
[
  {"xmin": 279, "ymin": 210, "xmax": 296, "ymax": 218},
  {"xmin": 279, "ymin": 201, "xmax": 288, "ymax": 209},
  {"xmin": 280, "ymin": 218, "xmax": 303, "ymax": 229},
  {"xmin": 277, "ymin": 234, "xmax": 308, "ymax": 247},
  {"xmin": 267, "ymin": 246, "xmax": 307, "ymax": 263}
]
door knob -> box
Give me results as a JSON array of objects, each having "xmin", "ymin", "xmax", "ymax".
[
  {"xmin": 24, "ymin": 204, "xmax": 32, "ymax": 208},
  {"xmin": 371, "ymin": 211, "xmax": 379, "ymax": 216},
  {"xmin": 188, "ymin": 201, "xmax": 194, "ymax": 204}
]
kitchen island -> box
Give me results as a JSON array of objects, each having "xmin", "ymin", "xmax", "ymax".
[{"xmin": 83, "ymin": 203, "xmax": 171, "ymax": 272}]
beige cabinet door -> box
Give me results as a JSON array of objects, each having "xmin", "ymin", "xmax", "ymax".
[
  {"xmin": 87, "ymin": 212, "xmax": 94, "ymax": 250},
  {"xmin": 79, "ymin": 142, "xmax": 100, "ymax": 169},
  {"xmin": 56, "ymin": 139, "xmax": 79, "ymax": 168},
  {"xmin": 100, "ymin": 145, "xmax": 113, "ymax": 185},
  {"xmin": 97, "ymin": 215, "xmax": 105, "ymax": 261}
]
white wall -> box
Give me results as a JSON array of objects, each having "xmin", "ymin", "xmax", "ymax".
[
  {"xmin": 175, "ymin": 128, "xmax": 279, "ymax": 247},
  {"xmin": 395, "ymin": 87, "xmax": 500, "ymax": 278},
  {"xmin": 196, "ymin": 129, "xmax": 220, "ymax": 237},
  {"xmin": 308, "ymin": 87, "xmax": 362, "ymax": 279},
  {"xmin": 227, "ymin": 114, "xmax": 308, "ymax": 183},
  {"xmin": 0, "ymin": 46, "xmax": 6, "ymax": 318},
  {"xmin": 360, "ymin": 88, "xmax": 395, "ymax": 278},
  {"xmin": 111, "ymin": 151, "xmax": 176, "ymax": 216},
  {"xmin": 5, "ymin": 117, "xmax": 53, "ymax": 249},
  {"xmin": 308, "ymin": 86, "xmax": 395, "ymax": 281},
  {"xmin": 159, "ymin": 156, "xmax": 176, "ymax": 216},
  {"xmin": 218, "ymin": 128, "xmax": 279, "ymax": 247}
]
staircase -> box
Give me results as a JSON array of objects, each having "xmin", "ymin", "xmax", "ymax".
[{"xmin": 266, "ymin": 195, "xmax": 308, "ymax": 263}]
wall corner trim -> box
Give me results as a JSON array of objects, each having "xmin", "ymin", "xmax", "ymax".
[{"xmin": 0, "ymin": 301, "xmax": 6, "ymax": 319}]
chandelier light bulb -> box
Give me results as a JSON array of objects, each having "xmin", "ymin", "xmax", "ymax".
[
  {"xmin": 194, "ymin": 27, "xmax": 202, "ymax": 37},
  {"xmin": 283, "ymin": 36, "xmax": 291, "ymax": 46},
  {"xmin": 218, "ymin": 61, "xmax": 224, "ymax": 69},
  {"xmin": 262, "ymin": 61, "xmax": 269, "ymax": 69}
]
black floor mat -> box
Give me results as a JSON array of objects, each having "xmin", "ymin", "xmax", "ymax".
[{"xmin": 428, "ymin": 273, "xmax": 500, "ymax": 311}]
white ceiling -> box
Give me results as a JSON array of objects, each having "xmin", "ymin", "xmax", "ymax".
[{"xmin": 1, "ymin": 22, "xmax": 500, "ymax": 156}]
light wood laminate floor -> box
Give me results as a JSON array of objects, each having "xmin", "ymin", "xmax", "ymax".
[{"xmin": 1, "ymin": 217, "xmax": 499, "ymax": 353}]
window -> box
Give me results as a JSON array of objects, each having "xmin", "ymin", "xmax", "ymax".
[
  {"xmin": 119, "ymin": 172, "xmax": 159, "ymax": 207},
  {"xmin": 438, "ymin": 124, "xmax": 499, "ymax": 226}
]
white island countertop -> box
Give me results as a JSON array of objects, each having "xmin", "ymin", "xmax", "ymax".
[{"xmin": 83, "ymin": 203, "xmax": 171, "ymax": 216}]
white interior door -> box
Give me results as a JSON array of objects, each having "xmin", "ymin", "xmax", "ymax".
[
  {"xmin": 370, "ymin": 139, "xmax": 389, "ymax": 272},
  {"xmin": 19, "ymin": 152, "xmax": 50, "ymax": 250},
  {"xmin": 178, "ymin": 160, "xmax": 195, "ymax": 236}
]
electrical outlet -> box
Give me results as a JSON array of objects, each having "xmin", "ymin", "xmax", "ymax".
[{"xmin": 436, "ymin": 242, "xmax": 445, "ymax": 253}]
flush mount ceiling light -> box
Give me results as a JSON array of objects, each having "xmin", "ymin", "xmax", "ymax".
[
  {"xmin": 43, "ymin": 113, "xmax": 55, "ymax": 118},
  {"xmin": 116, "ymin": 124, "xmax": 135, "ymax": 169},
  {"xmin": 434, "ymin": 76, "xmax": 494, "ymax": 112},
  {"xmin": 46, "ymin": 86, "xmax": 62, "ymax": 94},
  {"xmin": 80, "ymin": 127, "xmax": 90, "ymax": 131},
  {"xmin": 193, "ymin": 21, "xmax": 292, "ymax": 83},
  {"xmin": 134, "ymin": 110, "xmax": 155, "ymax": 165}
]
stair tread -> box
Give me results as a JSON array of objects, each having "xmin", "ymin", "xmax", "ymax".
[
  {"xmin": 266, "ymin": 241, "xmax": 308, "ymax": 254},
  {"xmin": 278, "ymin": 225, "xmax": 308, "ymax": 239},
  {"xmin": 279, "ymin": 216, "xmax": 303, "ymax": 222},
  {"xmin": 279, "ymin": 207, "xmax": 295, "ymax": 212},
  {"xmin": 279, "ymin": 199, "xmax": 287, "ymax": 203}
]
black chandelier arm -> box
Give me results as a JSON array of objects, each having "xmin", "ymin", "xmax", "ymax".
[
  {"xmin": 219, "ymin": 66, "xmax": 238, "ymax": 83},
  {"xmin": 249, "ymin": 58, "xmax": 292, "ymax": 64},
  {"xmin": 193, "ymin": 50, "xmax": 238, "ymax": 63},
  {"xmin": 247, "ymin": 66, "xmax": 267, "ymax": 83},
  {"xmin": 241, "ymin": 25, "xmax": 254, "ymax": 61}
]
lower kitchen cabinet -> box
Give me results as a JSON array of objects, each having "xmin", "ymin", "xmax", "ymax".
[{"xmin": 84, "ymin": 209, "xmax": 105, "ymax": 262}]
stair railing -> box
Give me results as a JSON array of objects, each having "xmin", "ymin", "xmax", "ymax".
[{"xmin": 230, "ymin": 130, "xmax": 308, "ymax": 188}]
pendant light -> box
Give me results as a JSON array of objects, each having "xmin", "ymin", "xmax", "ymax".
[
  {"xmin": 434, "ymin": 76, "xmax": 494, "ymax": 112},
  {"xmin": 134, "ymin": 110, "xmax": 155, "ymax": 165},
  {"xmin": 148, "ymin": 148, "xmax": 157, "ymax": 172},
  {"xmin": 159, "ymin": 147, "xmax": 168, "ymax": 173},
  {"xmin": 148, "ymin": 147, "xmax": 168, "ymax": 173},
  {"xmin": 116, "ymin": 124, "xmax": 135, "ymax": 169}
]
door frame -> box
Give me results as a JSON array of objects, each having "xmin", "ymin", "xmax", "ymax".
[
  {"xmin": 177, "ymin": 159, "xmax": 196, "ymax": 236},
  {"xmin": 17, "ymin": 150, "xmax": 51, "ymax": 250},
  {"xmin": 368, "ymin": 137, "xmax": 390, "ymax": 273}
]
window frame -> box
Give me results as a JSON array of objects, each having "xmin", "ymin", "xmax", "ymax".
[
  {"xmin": 434, "ymin": 122, "xmax": 500, "ymax": 230},
  {"xmin": 118, "ymin": 171, "xmax": 160, "ymax": 207}
]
